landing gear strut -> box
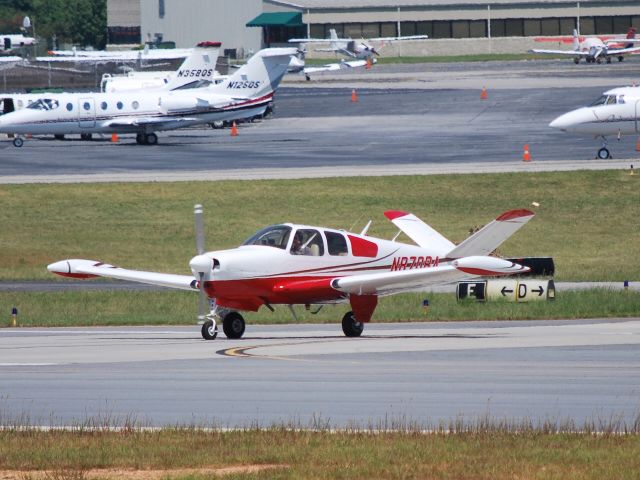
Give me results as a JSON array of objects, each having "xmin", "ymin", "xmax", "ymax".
[
  {"xmin": 200, "ymin": 303, "xmax": 246, "ymax": 340},
  {"xmin": 342, "ymin": 311, "xmax": 364, "ymax": 337}
]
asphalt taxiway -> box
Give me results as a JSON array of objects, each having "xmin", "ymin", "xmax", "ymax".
[
  {"xmin": 1, "ymin": 59, "xmax": 639, "ymax": 182},
  {"xmin": 1, "ymin": 320, "xmax": 638, "ymax": 428}
]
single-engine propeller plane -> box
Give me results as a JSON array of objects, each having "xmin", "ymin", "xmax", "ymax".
[{"xmin": 48, "ymin": 206, "xmax": 534, "ymax": 340}]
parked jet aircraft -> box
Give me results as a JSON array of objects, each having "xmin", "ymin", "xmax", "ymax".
[
  {"xmin": 0, "ymin": 47, "xmax": 296, "ymax": 146},
  {"xmin": 47, "ymin": 206, "xmax": 533, "ymax": 340},
  {"xmin": 0, "ymin": 33, "xmax": 36, "ymax": 54},
  {"xmin": 531, "ymin": 28, "xmax": 640, "ymax": 64},
  {"xmin": 100, "ymin": 41, "xmax": 222, "ymax": 93},
  {"xmin": 289, "ymin": 28, "xmax": 428, "ymax": 60},
  {"xmin": 549, "ymin": 85, "xmax": 640, "ymax": 159}
]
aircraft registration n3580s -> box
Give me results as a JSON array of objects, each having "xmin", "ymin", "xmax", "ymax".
[
  {"xmin": 48, "ymin": 206, "xmax": 533, "ymax": 340},
  {"xmin": 0, "ymin": 47, "xmax": 296, "ymax": 146}
]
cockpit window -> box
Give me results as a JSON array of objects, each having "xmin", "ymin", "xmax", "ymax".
[
  {"xmin": 291, "ymin": 229, "xmax": 324, "ymax": 256},
  {"xmin": 171, "ymin": 79, "xmax": 212, "ymax": 90},
  {"xmin": 589, "ymin": 95, "xmax": 608, "ymax": 106},
  {"xmin": 606, "ymin": 96, "xmax": 617, "ymax": 105},
  {"xmin": 27, "ymin": 98, "xmax": 59, "ymax": 111},
  {"xmin": 242, "ymin": 225, "xmax": 291, "ymax": 250}
]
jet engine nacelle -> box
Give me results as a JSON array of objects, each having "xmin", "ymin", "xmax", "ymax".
[{"xmin": 158, "ymin": 96, "xmax": 210, "ymax": 114}]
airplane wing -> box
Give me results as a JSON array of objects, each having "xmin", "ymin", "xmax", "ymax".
[
  {"xmin": 330, "ymin": 256, "xmax": 528, "ymax": 296},
  {"xmin": 288, "ymin": 37, "xmax": 329, "ymax": 43},
  {"xmin": 368, "ymin": 35, "xmax": 429, "ymax": 42},
  {"xmin": 41, "ymin": 48, "xmax": 193, "ymax": 62},
  {"xmin": 104, "ymin": 116, "xmax": 201, "ymax": 129},
  {"xmin": 303, "ymin": 59, "xmax": 368, "ymax": 74},
  {"xmin": 0, "ymin": 56, "xmax": 22, "ymax": 63},
  {"xmin": 606, "ymin": 45, "xmax": 640, "ymax": 55},
  {"xmin": 529, "ymin": 48, "xmax": 585, "ymax": 56},
  {"xmin": 47, "ymin": 259, "xmax": 196, "ymax": 291}
]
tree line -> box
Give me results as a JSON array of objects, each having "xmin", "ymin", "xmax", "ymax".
[{"xmin": 0, "ymin": 0, "xmax": 107, "ymax": 50}]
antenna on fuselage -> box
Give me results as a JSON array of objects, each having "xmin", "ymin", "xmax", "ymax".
[{"xmin": 360, "ymin": 220, "xmax": 372, "ymax": 236}]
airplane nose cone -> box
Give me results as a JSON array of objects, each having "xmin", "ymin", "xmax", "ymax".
[
  {"xmin": 189, "ymin": 254, "xmax": 212, "ymax": 276},
  {"xmin": 549, "ymin": 114, "xmax": 569, "ymax": 131}
]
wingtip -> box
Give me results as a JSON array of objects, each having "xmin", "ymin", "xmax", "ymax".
[
  {"xmin": 384, "ymin": 210, "xmax": 409, "ymax": 221},
  {"xmin": 496, "ymin": 209, "xmax": 535, "ymax": 221}
]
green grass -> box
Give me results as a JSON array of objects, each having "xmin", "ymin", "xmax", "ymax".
[
  {"xmin": 1, "ymin": 289, "xmax": 637, "ymax": 327},
  {"xmin": 304, "ymin": 53, "xmax": 546, "ymax": 64},
  {"xmin": 0, "ymin": 428, "xmax": 639, "ymax": 479},
  {"xmin": 1, "ymin": 170, "xmax": 638, "ymax": 281}
]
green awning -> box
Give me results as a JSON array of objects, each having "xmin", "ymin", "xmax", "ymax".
[{"xmin": 246, "ymin": 12, "xmax": 302, "ymax": 27}]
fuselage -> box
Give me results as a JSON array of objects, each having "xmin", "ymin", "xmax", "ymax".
[
  {"xmin": 549, "ymin": 86, "xmax": 640, "ymax": 135},
  {"xmin": 0, "ymin": 88, "xmax": 269, "ymax": 135}
]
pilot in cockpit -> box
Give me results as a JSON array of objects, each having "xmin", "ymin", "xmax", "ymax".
[{"xmin": 291, "ymin": 233, "xmax": 311, "ymax": 255}]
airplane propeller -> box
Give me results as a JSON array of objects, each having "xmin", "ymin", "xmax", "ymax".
[{"xmin": 192, "ymin": 204, "xmax": 210, "ymax": 326}]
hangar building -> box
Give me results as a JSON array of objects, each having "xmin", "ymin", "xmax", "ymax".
[{"xmin": 107, "ymin": 0, "xmax": 640, "ymax": 57}]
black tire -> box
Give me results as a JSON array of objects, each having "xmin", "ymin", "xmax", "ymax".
[
  {"xmin": 342, "ymin": 311, "xmax": 364, "ymax": 337},
  {"xmin": 80, "ymin": 133, "xmax": 92, "ymax": 141},
  {"xmin": 597, "ymin": 147, "xmax": 611, "ymax": 160},
  {"xmin": 573, "ymin": 57, "xmax": 580, "ymax": 65},
  {"xmin": 12, "ymin": 137, "xmax": 23, "ymax": 148},
  {"xmin": 136, "ymin": 133, "xmax": 145, "ymax": 145},
  {"xmin": 145, "ymin": 133, "xmax": 158, "ymax": 145},
  {"xmin": 210, "ymin": 120, "xmax": 224, "ymax": 129},
  {"xmin": 201, "ymin": 320, "xmax": 218, "ymax": 340},
  {"xmin": 223, "ymin": 312, "xmax": 245, "ymax": 339},
  {"xmin": 54, "ymin": 134, "xmax": 65, "ymax": 140}
]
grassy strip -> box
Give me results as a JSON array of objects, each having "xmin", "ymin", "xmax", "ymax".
[
  {"xmin": 1, "ymin": 171, "xmax": 638, "ymax": 282},
  {"xmin": 304, "ymin": 53, "xmax": 548, "ymax": 64},
  {"xmin": 1, "ymin": 289, "xmax": 638, "ymax": 327},
  {"xmin": 0, "ymin": 428, "xmax": 638, "ymax": 479}
]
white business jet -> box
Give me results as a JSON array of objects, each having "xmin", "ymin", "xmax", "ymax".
[
  {"xmin": 549, "ymin": 85, "xmax": 640, "ymax": 159},
  {"xmin": 0, "ymin": 33, "xmax": 36, "ymax": 53},
  {"xmin": 0, "ymin": 47, "xmax": 296, "ymax": 147},
  {"xmin": 0, "ymin": 41, "xmax": 221, "ymax": 120},
  {"xmin": 100, "ymin": 41, "xmax": 222, "ymax": 93}
]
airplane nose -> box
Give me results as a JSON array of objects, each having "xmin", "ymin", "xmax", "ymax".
[
  {"xmin": 189, "ymin": 254, "xmax": 213, "ymax": 276},
  {"xmin": 549, "ymin": 112, "xmax": 573, "ymax": 131}
]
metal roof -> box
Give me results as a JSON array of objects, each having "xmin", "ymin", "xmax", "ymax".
[{"xmin": 267, "ymin": 0, "xmax": 636, "ymax": 10}]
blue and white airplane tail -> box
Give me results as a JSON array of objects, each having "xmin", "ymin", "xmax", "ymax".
[
  {"xmin": 165, "ymin": 41, "xmax": 221, "ymax": 90},
  {"xmin": 210, "ymin": 48, "xmax": 297, "ymax": 100}
]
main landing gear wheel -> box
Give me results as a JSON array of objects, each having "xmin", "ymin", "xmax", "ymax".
[
  {"xmin": 12, "ymin": 137, "xmax": 23, "ymax": 148},
  {"xmin": 136, "ymin": 133, "xmax": 158, "ymax": 145},
  {"xmin": 201, "ymin": 319, "xmax": 218, "ymax": 340},
  {"xmin": 223, "ymin": 312, "xmax": 245, "ymax": 339},
  {"xmin": 80, "ymin": 133, "xmax": 93, "ymax": 141},
  {"xmin": 597, "ymin": 147, "xmax": 611, "ymax": 159},
  {"xmin": 342, "ymin": 311, "xmax": 364, "ymax": 337}
]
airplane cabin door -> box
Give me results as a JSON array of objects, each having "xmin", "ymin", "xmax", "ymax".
[{"xmin": 78, "ymin": 98, "xmax": 96, "ymax": 128}]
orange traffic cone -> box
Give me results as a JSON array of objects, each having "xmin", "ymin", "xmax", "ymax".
[
  {"xmin": 230, "ymin": 121, "xmax": 238, "ymax": 137},
  {"xmin": 480, "ymin": 87, "xmax": 488, "ymax": 100},
  {"xmin": 635, "ymin": 137, "xmax": 640, "ymax": 152},
  {"xmin": 523, "ymin": 144, "xmax": 531, "ymax": 162},
  {"xmin": 351, "ymin": 89, "xmax": 358, "ymax": 103},
  {"xmin": 111, "ymin": 133, "xmax": 118, "ymax": 143},
  {"xmin": 365, "ymin": 58, "xmax": 372, "ymax": 70}
]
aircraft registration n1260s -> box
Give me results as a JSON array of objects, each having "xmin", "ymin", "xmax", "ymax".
[
  {"xmin": 549, "ymin": 85, "xmax": 640, "ymax": 159},
  {"xmin": 48, "ymin": 206, "xmax": 534, "ymax": 340},
  {"xmin": 0, "ymin": 47, "xmax": 296, "ymax": 146}
]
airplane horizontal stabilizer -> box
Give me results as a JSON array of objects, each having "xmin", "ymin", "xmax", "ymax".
[
  {"xmin": 384, "ymin": 210, "xmax": 455, "ymax": 254},
  {"xmin": 331, "ymin": 256, "xmax": 528, "ymax": 296},
  {"xmin": 47, "ymin": 259, "xmax": 196, "ymax": 291},
  {"xmin": 445, "ymin": 209, "xmax": 534, "ymax": 259}
]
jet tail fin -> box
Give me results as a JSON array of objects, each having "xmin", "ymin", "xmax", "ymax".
[
  {"xmin": 446, "ymin": 209, "xmax": 535, "ymax": 259},
  {"xmin": 166, "ymin": 41, "xmax": 221, "ymax": 90},
  {"xmin": 208, "ymin": 47, "xmax": 296, "ymax": 99}
]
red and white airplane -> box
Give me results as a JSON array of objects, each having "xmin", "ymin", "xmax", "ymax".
[
  {"xmin": 47, "ymin": 206, "xmax": 534, "ymax": 340},
  {"xmin": 531, "ymin": 28, "xmax": 640, "ymax": 64}
]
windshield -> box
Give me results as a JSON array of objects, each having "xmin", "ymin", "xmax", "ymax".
[
  {"xmin": 589, "ymin": 95, "xmax": 621, "ymax": 107},
  {"xmin": 27, "ymin": 98, "xmax": 59, "ymax": 111},
  {"xmin": 242, "ymin": 225, "xmax": 291, "ymax": 250}
]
